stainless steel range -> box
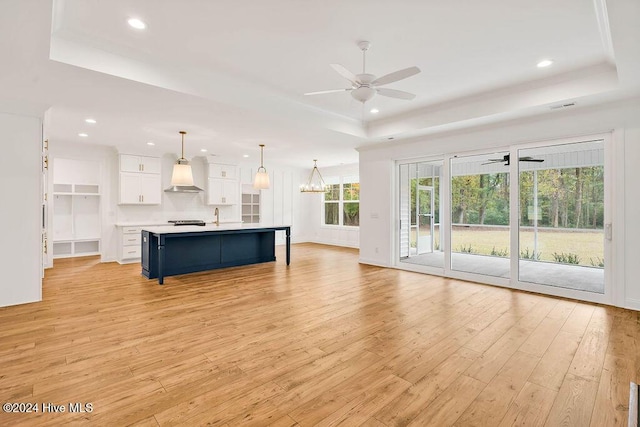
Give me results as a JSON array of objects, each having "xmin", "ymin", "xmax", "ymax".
[{"xmin": 168, "ymin": 220, "xmax": 206, "ymax": 226}]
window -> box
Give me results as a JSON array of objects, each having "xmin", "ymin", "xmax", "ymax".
[{"xmin": 323, "ymin": 176, "xmax": 359, "ymax": 227}]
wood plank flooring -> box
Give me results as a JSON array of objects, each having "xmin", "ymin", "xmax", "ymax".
[{"xmin": 0, "ymin": 243, "xmax": 636, "ymax": 426}]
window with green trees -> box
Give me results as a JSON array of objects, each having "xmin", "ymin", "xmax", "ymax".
[{"xmin": 323, "ymin": 177, "xmax": 359, "ymax": 227}]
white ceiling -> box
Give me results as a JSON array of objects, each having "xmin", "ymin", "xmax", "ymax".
[{"xmin": 1, "ymin": 0, "xmax": 639, "ymax": 167}]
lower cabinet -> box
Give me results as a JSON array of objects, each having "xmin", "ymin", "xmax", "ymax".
[{"xmin": 117, "ymin": 226, "xmax": 143, "ymax": 263}]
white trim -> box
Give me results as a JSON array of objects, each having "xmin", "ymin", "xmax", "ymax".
[
  {"xmin": 593, "ymin": 0, "xmax": 616, "ymax": 62},
  {"xmin": 625, "ymin": 298, "xmax": 640, "ymax": 312},
  {"xmin": 359, "ymin": 257, "xmax": 390, "ymax": 268}
]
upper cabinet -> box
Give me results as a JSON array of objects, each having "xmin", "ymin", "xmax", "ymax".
[
  {"xmin": 118, "ymin": 154, "xmax": 161, "ymax": 205},
  {"xmin": 120, "ymin": 154, "xmax": 161, "ymax": 174},
  {"xmin": 209, "ymin": 163, "xmax": 237, "ymax": 180},
  {"xmin": 207, "ymin": 161, "xmax": 239, "ymax": 206}
]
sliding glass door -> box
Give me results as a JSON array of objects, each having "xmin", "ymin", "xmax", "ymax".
[
  {"xmin": 396, "ymin": 135, "xmax": 609, "ymax": 301},
  {"xmin": 450, "ymin": 152, "xmax": 510, "ymax": 278},
  {"xmin": 517, "ymin": 140, "xmax": 605, "ymax": 293},
  {"xmin": 399, "ymin": 160, "xmax": 443, "ymax": 269}
]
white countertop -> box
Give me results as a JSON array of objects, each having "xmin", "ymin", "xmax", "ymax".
[
  {"xmin": 115, "ymin": 220, "xmax": 242, "ymax": 227},
  {"xmin": 142, "ymin": 223, "xmax": 290, "ymax": 234}
]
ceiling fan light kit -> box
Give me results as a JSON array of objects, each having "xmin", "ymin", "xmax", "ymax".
[
  {"xmin": 300, "ymin": 160, "xmax": 327, "ymax": 193},
  {"xmin": 305, "ymin": 41, "xmax": 421, "ymax": 103}
]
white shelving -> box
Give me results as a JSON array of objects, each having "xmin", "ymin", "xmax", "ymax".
[
  {"xmin": 242, "ymin": 192, "xmax": 260, "ymax": 224},
  {"xmin": 52, "ymin": 158, "xmax": 101, "ymax": 259}
]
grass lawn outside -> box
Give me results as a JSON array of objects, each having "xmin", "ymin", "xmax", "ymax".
[
  {"xmin": 417, "ymin": 226, "xmax": 604, "ymax": 267},
  {"xmin": 452, "ymin": 228, "xmax": 603, "ymax": 267}
]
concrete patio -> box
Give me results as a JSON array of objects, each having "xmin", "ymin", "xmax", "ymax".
[{"xmin": 401, "ymin": 252, "xmax": 604, "ymax": 293}]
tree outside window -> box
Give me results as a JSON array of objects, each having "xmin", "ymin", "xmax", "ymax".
[{"xmin": 323, "ymin": 177, "xmax": 359, "ymax": 227}]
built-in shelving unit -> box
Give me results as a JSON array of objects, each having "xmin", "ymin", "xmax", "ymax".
[
  {"xmin": 52, "ymin": 158, "xmax": 101, "ymax": 259},
  {"xmin": 242, "ymin": 191, "xmax": 260, "ymax": 224}
]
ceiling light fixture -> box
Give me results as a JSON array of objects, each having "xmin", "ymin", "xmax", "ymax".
[
  {"xmin": 537, "ymin": 59, "xmax": 553, "ymax": 68},
  {"xmin": 146, "ymin": 141, "xmax": 155, "ymax": 146},
  {"xmin": 370, "ymin": 108, "xmax": 379, "ymax": 114},
  {"xmin": 200, "ymin": 148, "xmax": 207, "ymax": 152},
  {"xmin": 128, "ymin": 18, "xmax": 146, "ymax": 29},
  {"xmin": 253, "ymin": 144, "xmax": 270, "ymax": 190},
  {"xmin": 300, "ymin": 160, "xmax": 327, "ymax": 193},
  {"xmin": 78, "ymin": 133, "xmax": 88, "ymax": 137},
  {"xmin": 165, "ymin": 131, "xmax": 203, "ymax": 192},
  {"xmin": 243, "ymin": 154, "xmax": 249, "ymax": 158},
  {"xmin": 85, "ymin": 118, "xmax": 96, "ymax": 124}
]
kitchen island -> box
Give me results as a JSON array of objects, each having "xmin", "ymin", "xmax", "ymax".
[{"xmin": 141, "ymin": 224, "xmax": 291, "ymax": 284}]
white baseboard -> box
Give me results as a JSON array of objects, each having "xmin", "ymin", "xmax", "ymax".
[
  {"xmin": 358, "ymin": 257, "xmax": 390, "ymax": 268},
  {"xmin": 625, "ymin": 298, "xmax": 640, "ymax": 311}
]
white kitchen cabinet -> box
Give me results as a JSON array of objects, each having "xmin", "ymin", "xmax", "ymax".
[
  {"xmin": 209, "ymin": 163, "xmax": 237, "ymax": 180},
  {"xmin": 206, "ymin": 161, "xmax": 239, "ymax": 206},
  {"xmin": 118, "ymin": 154, "xmax": 161, "ymax": 205},
  {"xmin": 119, "ymin": 172, "xmax": 161, "ymax": 204},
  {"xmin": 120, "ymin": 154, "xmax": 161, "ymax": 174},
  {"xmin": 118, "ymin": 226, "xmax": 143, "ymax": 263},
  {"xmin": 207, "ymin": 178, "xmax": 239, "ymax": 205}
]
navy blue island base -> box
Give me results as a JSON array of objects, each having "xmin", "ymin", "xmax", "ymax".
[{"xmin": 141, "ymin": 225, "xmax": 291, "ymax": 284}]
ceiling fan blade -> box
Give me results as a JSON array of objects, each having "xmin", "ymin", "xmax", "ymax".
[
  {"xmin": 376, "ymin": 88, "xmax": 416, "ymax": 100},
  {"xmin": 372, "ymin": 66, "xmax": 421, "ymax": 86},
  {"xmin": 518, "ymin": 156, "xmax": 544, "ymax": 162},
  {"xmin": 304, "ymin": 88, "xmax": 351, "ymax": 96},
  {"xmin": 330, "ymin": 64, "xmax": 359, "ymax": 85}
]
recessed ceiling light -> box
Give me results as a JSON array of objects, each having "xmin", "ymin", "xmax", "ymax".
[
  {"xmin": 243, "ymin": 154, "xmax": 249, "ymax": 158},
  {"xmin": 370, "ymin": 108, "xmax": 379, "ymax": 114},
  {"xmin": 85, "ymin": 118, "xmax": 96, "ymax": 124},
  {"xmin": 537, "ymin": 59, "xmax": 553, "ymax": 68},
  {"xmin": 146, "ymin": 142, "xmax": 155, "ymax": 146},
  {"xmin": 128, "ymin": 18, "xmax": 146, "ymax": 30},
  {"xmin": 78, "ymin": 133, "xmax": 88, "ymax": 137},
  {"xmin": 200, "ymin": 149, "xmax": 208, "ymax": 152}
]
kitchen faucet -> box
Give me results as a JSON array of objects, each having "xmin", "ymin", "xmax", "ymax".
[{"xmin": 214, "ymin": 207, "xmax": 219, "ymax": 226}]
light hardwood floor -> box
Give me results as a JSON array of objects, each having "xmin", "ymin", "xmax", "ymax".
[{"xmin": 0, "ymin": 243, "xmax": 635, "ymax": 426}]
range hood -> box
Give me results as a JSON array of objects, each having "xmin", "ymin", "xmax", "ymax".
[
  {"xmin": 164, "ymin": 131, "xmax": 204, "ymax": 193},
  {"xmin": 164, "ymin": 184, "xmax": 203, "ymax": 193}
]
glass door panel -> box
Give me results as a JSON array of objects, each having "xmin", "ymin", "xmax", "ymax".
[
  {"xmin": 518, "ymin": 140, "xmax": 605, "ymax": 293},
  {"xmin": 417, "ymin": 186, "xmax": 433, "ymax": 254},
  {"xmin": 399, "ymin": 160, "xmax": 443, "ymax": 268},
  {"xmin": 450, "ymin": 151, "xmax": 510, "ymax": 278}
]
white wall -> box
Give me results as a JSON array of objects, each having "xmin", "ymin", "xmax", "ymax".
[
  {"xmin": 0, "ymin": 113, "xmax": 42, "ymax": 307},
  {"xmin": 304, "ymin": 163, "xmax": 360, "ymax": 248},
  {"xmin": 237, "ymin": 161, "xmax": 309, "ymax": 245},
  {"xmin": 358, "ymin": 96, "xmax": 640, "ymax": 309}
]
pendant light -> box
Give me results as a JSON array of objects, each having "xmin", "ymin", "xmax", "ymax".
[
  {"xmin": 165, "ymin": 131, "xmax": 203, "ymax": 192},
  {"xmin": 253, "ymin": 144, "xmax": 270, "ymax": 189},
  {"xmin": 300, "ymin": 159, "xmax": 327, "ymax": 193}
]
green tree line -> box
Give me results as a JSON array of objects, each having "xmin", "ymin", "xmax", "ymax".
[{"xmin": 449, "ymin": 166, "xmax": 604, "ymax": 229}]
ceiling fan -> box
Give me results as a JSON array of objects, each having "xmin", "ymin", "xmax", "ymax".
[
  {"xmin": 304, "ymin": 41, "xmax": 421, "ymax": 103},
  {"xmin": 482, "ymin": 154, "xmax": 544, "ymax": 166}
]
